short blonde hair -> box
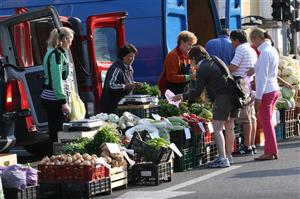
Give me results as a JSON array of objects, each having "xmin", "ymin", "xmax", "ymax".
[
  {"xmin": 47, "ymin": 27, "xmax": 74, "ymax": 48},
  {"xmin": 249, "ymin": 28, "xmax": 265, "ymax": 40},
  {"xmin": 177, "ymin": 31, "xmax": 197, "ymax": 46}
]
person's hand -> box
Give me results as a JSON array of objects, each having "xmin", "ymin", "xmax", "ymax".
[
  {"xmin": 62, "ymin": 103, "xmax": 71, "ymax": 115},
  {"xmin": 134, "ymin": 82, "xmax": 145, "ymax": 89},
  {"xmin": 254, "ymin": 99, "xmax": 261, "ymax": 112},
  {"xmin": 125, "ymin": 83, "xmax": 136, "ymax": 90},
  {"xmin": 246, "ymin": 68, "xmax": 255, "ymax": 76},
  {"xmin": 190, "ymin": 73, "xmax": 197, "ymax": 81},
  {"xmin": 171, "ymin": 94, "xmax": 183, "ymax": 102}
]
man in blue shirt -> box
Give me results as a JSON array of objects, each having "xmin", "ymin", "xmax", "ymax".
[{"xmin": 205, "ymin": 29, "xmax": 235, "ymax": 65}]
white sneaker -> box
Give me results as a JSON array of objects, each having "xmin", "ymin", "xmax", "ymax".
[
  {"xmin": 208, "ymin": 157, "xmax": 230, "ymax": 168},
  {"xmin": 228, "ymin": 155, "xmax": 234, "ymax": 164}
]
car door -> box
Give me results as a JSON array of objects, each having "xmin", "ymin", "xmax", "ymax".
[
  {"xmin": 0, "ymin": 6, "xmax": 66, "ymax": 133},
  {"xmin": 86, "ymin": 12, "xmax": 127, "ymax": 113}
]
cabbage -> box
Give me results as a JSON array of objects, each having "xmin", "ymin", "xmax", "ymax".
[
  {"xmin": 289, "ymin": 98, "xmax": 295, "ymax": 108},
  {"xmin": 285, "ymin": 75, "xmax": 299, "ymax": 85},
  {"xmin": 278, "ymin": 59, "xmax": 288, "ymax": 69},
  {"xmin": 282, "ymin": 67, "xmax": 293, "ymax": 76},
  {"xmin": 276, "ymin": 98, "xmax": 292, "ymax": 109},
  {"xmin": 281, "ymin": 87, "xmax": 295, "ymax": 99}
]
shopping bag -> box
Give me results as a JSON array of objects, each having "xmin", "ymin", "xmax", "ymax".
[{"xmin": 69, "ymin": 84, "xmax": 86, "ymax": 121}]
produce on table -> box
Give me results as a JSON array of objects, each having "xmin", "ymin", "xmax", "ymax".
[
  {"xmin": 133, "ymin": 83, "xmax": 161, "ymax": 97},
  {"xmin": 61, "ymin": 137, "xmax": 92, "ymax": 155},
  {"xmin": 100, "ymin": 144, "xmax": 127, "ymax": 168},
  {"xmin": 145, "ymin": 138, "xmax": 170, "ymax": 150},
  {"xmin": 87, "ymin": 124, "xmax": 121, "ymax": 155},
  {"xmin": 278, "ymin": 56, "xmax": 300, "ymax": 89},
  {"xmin": 158, "ymin": 99, "xmax": 182, "ymax": 117},
  {"xmin": 276, "ymin": 87, "xmax": 296, "ymax": 109},
  {"xmin": 39, "ymin": 153, "xmax": 99, "ymax": 166}
]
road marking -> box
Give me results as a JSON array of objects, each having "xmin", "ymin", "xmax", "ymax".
[
  {"xmin": 116, "ymin": 165, "xmax": 241, "ymax": 199},
  {"xmin": 163, "ymin": 165, "xmax": 241, "ymax": 191}
]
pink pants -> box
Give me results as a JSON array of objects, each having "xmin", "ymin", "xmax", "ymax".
[{"xmin": 258, "ymin": 90, "xmax": 280, "ymax": 155}]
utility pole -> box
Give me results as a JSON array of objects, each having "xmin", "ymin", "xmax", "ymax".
[{"xmin": 292, "ymin": 0, "xmax": 299, "ymax": 58}]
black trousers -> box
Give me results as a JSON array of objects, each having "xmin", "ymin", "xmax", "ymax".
[{"xmin": 41, "ymin": 98, "xmax": 66, "ymax": 142}]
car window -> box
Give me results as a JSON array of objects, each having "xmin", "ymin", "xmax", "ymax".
[
  {"xmin": 9, "ymin": 16, "xmax": 55, "ymax": 68},
  {"xmin": 93, "ymin": 27, "xmax": 117, "ymax": 62}
]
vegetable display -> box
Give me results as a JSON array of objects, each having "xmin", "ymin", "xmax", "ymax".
[
  {"xmin": 133, "ymin": 84, "xmax": 161, "ymax": 97},
  {"xmin": 145, "ymin": 138, "xmax": 170, "ymax": 150},
  {"xmin": 39, "ymin": 153, "xmax": 99, "ymax": 166}
]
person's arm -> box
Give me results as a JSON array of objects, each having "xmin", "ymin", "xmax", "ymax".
[
  {"xmin": 255, "ymin": 52, "xmax": 269, "ymax": 100},
  {"xmin": 277, "ymin": 76, "xmax": 293, "ymax": 89},
  {"xmin": 229, "ymin": 47, "xmax": 242, "ymax": 73},
  {"xmin": 228, "ymin": 64, "xmax": 239, "ymax": 73},
  {"xmin": 50, "ymin": 53, "xmax": 67, "ymax": 103}
]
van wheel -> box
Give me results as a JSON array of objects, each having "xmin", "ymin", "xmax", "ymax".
[{"xmin": 24, "ymin": 141, "xmax": 52, "ymax": 157}]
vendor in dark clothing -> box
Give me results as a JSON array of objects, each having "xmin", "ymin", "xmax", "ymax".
[{"xmin": 100, "ymin": 43, "xmax": 143, "ymax": 113}]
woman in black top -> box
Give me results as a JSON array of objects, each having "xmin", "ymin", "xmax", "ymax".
[
  {"xmin": 100, "ymin": 43, "xmax": 143, "ymax": 113},
  {"xmin": 172, "ymin": 45, "xmax": 239, "ymax": 168}
]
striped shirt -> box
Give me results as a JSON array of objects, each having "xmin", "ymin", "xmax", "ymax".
[{"xmin": 231, "ymin": 43, "xmax": 257, "ymax": 78}]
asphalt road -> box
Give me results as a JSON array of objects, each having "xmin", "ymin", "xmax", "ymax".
[{"xmin": 12, "ymin": 137, "xmax": 300, "ymax": 199}]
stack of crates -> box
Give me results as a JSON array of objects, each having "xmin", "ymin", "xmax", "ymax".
[
  {"xmin": 170, "ymin": 129, "xmax": 194, "ymax": 172},
  {"xmin": 279, "ymin": 109, "xmax": 296, "ymax": 139},
  {"xmin": 233, "ymin": 123, "xmax": 243, "ymax": 152},
  {"xmin": 295, "ymin": 107, "xmax": 300, "ymax": 136}
]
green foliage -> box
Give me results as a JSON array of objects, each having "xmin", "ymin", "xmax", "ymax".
[
  {"xmin": 86, "ymin": 124, "xmax": 121, "ymax": 155},
  {"xmin": 133, "ymin": 84, "xmax": 161, "ymax": 96},
  {"xmin": 158, "ymin": 99, "xmax": 181, "ymax": 117},
  {"xmin": 62, "ymin": 137, "xmax": 92, "ymax": 155}
]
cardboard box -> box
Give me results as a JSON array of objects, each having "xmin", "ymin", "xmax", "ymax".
[{"xmin": 0, "ymin": 153, "xmax": 17, "ymax": 166}]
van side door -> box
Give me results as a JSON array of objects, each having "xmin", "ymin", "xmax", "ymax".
[
  {"xmin": 86, "ymin": 12, "xmax": 127, "ymax": 113},
  {"xmin": 0, "ymin": 6, "xmax": 64, "ymax": 134}
]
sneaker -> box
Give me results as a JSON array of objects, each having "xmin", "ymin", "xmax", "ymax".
[
  {"xmin": 228, "ymin": 155, "xmax": 234, "ymax": 164},
  {"xmin": 232, "ymin": 146, "xmax": 254, "ymax": 156},
  {"xmin": 252, "ymin": 145, "xmax": 257, "ymax": 154},
  {"xmin": 208, "ymin": 157, "xmax": 230, "ymax": 168}
]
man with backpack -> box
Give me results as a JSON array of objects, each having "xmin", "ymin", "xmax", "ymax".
[{"xmin": 228, "ymin": 30, "xmax": 258, "ymax": 157}]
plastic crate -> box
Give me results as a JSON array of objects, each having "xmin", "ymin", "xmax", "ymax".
[
  {"xmin": 170, "ymin": 129, "xmax": 192, "ymax": 150},
  {"xmin": 115, "ymin": 105, "xmax": 159, "ymax": 118},
  {"xmin": 174, "ymin": 147, "xmax": 194, "ymax": 172},
  {"xmin": 233, "ymin": 133, "xmax": 243, "ymax": 152},
  {"xmin": 275, "ymin": 123, "xmax": 284, "ymax": 141},
  {"xmin": 128, "ymin": 132, "xmax": 172, "ymax": 164},
  {"xmin": 192, "ymin": 132, "xmax": 204, "ymax": 155},
  {"xmin": 3, "ymin": 185, "xmax": 39, "ymax": 199},
  {"xmin": 39, "ymin": 178, "xmax": 111, "ymax": 199},
  {"xmin": 38, "ymin": 165, "xmax": 56, "ymax": 182},
  {"xmin": 280, "ymin": 109, "xmax": 295, "ymax": 123},
  {"xmin": 129, "ymin": 162, "xmax": 171, "ymax": 186},
  {"xmin": 55, "ymin": 165, "xmax": 73, "ymax": 181},
  {"xmin": 199, "ymin": 143, "xmax": 217, "ymax": 165},
  {"xmin": 283, "ymin": 120, "xmax": 296, "ymax": 139},
  {"xmin": 73, "ymin": 165, "xmax": 108, "ymax": 181},
  {"xmin": 204, "ymin": 132, "xmax": 214, "ymax": 145}
]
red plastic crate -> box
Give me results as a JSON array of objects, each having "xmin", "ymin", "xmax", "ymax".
[
  {"xmin": 204, "ymin": 132, "xmax": 214, "ymax": 145},
  {"xmin": 56, "ymin": 165, "xmax": 73, "ymax": 181},
  {"xmin": 73, "ymin": 165, "xmax": 108, "ymax": 181},
  {"xmin": 38, "ymin": 165, "xmax": 56, "ymax": 182}
]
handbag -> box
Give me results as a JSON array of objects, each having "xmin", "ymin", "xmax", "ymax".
[
  {"xmin": 212, "ymin": 56, "xmax": 249, "ymax": 108},
  {"xmin": 69, "ymin": 83, "xmax": 86, "ymax": 121}
]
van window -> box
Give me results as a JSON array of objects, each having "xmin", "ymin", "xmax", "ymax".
[
  {"xmin": 93, "ymin": 27, "xmax": 117, "ymax": 62},
  {"xmin": 9, "ymin": 16, "xmax": 55, "ymax": 67}
]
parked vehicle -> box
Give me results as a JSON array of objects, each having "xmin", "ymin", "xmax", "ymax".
[
  {"xmin": 0, "ymin": 1, "xmax": 241, "ymax": 154},
  {"xmin": 0, "ymin": 6, "xmax": 126, "ymax": 154}
]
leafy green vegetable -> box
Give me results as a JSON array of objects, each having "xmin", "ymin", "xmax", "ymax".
[
  {"xmin": 62, "ymin": 137, "xmax": 92, "ymax": 154},
  {"xmin": 86, "ymin": 124, "xmax": 121, "ymax": 155},
  {"xmin": 133, "ymin": 84, "xmax": 161, "ymax": 96},
  {"xmin": 158, "ymin": 99, "xmax": 181, "ymax": 117}
]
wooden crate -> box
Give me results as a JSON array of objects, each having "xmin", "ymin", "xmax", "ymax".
[
  {"xmin": 109, "ymin": 166, "xmax": 128, "ymax": 190},
  {"xmin": 57, "ymin": 130, "xmax": 97, "ymax": 143},
  {"xmin": 0, "ymin": 153, "xmax": 17, "ymax": 166}
]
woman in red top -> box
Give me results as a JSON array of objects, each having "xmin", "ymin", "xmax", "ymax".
[{"xmin": 158, "ymin": 31, "xmax": 197, "ymax": 95}]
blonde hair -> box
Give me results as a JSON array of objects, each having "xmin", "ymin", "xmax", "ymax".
[
  {"xmin": 47, "ymin": 27, "xmax": 74, "ymax": 48},
  {"xmin": 177, "ymin": 31, "xmax": 197, "ymax": 46},
  {"xmin": 250, "ymin": 28, "xmax": 274, "ymax": 46}
]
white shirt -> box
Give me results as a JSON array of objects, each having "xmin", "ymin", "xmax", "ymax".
[
  {"xmin": 231, "ymin": 43, "xmax": 257, "ymax": 78},
  {"xmin": 254, "ymin": 41, "xmax": 279, "ymax": 100}
]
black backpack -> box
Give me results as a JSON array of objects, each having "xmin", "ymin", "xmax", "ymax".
[{"xmin": 211, "ymin": 56, "xmax": 249, "ymax": 108}]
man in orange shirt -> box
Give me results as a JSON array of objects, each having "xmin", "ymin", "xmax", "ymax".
[{"xmin": 158, "ymin": 31, "xmax": 197, "ymax": 95}]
